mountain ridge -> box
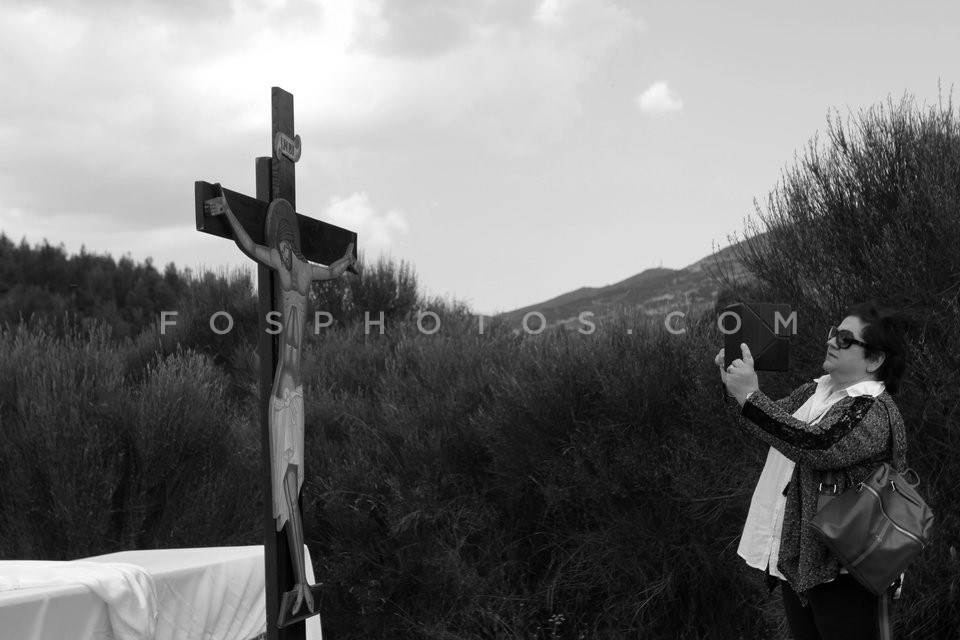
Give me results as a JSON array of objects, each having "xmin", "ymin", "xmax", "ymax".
[{"xmin": 496, "ymin": 241, "xmax": 752, "ymax": 328}]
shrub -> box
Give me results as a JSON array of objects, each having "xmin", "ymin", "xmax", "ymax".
[
  {"xmin": 0, "ymin": 321, "xmax": 261, "ymax": 559},
  {"xmin": 301, "ymin": 307, "xmax": 779, "ymax": 639}
]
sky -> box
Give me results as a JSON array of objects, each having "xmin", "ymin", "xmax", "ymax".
[{"xmin": 1, "ymin": 1, "xmax": 958, "ymax": 316}]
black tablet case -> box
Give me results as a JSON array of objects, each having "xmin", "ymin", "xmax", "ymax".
[{"xmin": 721, "ymin": 302, "xmax": 793, "ymax": 371}]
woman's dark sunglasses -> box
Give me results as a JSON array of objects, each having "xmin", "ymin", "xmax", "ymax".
[{"xmin": 827, "ymin": 326, "xmax": 870, "ymax": 350}]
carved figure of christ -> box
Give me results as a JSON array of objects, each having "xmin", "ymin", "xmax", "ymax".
[{"xmin": 207, "ymin": 188, "xmax": 356, "ymax": 617}]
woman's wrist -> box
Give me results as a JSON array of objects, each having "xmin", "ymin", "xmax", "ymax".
[{"xmin": 737, "ymin": 389, "xmax": 759, "ymax": 407}]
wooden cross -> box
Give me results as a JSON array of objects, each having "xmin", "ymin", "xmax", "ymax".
[{"xmin": 194, "ymin": 87, "xmax": 358, "ymax": 640}]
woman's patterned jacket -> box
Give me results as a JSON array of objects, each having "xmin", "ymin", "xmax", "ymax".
[{"xmin": 735, "ymin": 382, "xmax": 906, "ymax": 598}]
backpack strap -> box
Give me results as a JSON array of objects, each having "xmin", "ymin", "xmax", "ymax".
[
  {"xmin": 818, "ymin": 394, "xmax": 902, "ymax": 495},
  {"xmin": 879, "ymin": 589, "xmax": 894, "ymax": 640}
]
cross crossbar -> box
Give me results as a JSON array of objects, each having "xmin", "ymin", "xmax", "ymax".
[{"xmin": 195, "ymin": 181, "xmax": 358, "ymax": 270}]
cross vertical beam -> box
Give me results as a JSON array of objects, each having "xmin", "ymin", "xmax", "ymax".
[
  {"xmin": 261, "ymin": 87, "xmax": 306, "ymax": 640},
  {"xmin": 256, "ymin": 154, "xmax": 298, "ymax": 640},
  {"xmin": 272, "ymin": 88, "xmax": 296, "ymax": 205},
  {"xmin": 195, "ymin": 86, "xmax": 357, "ymax": 640}
]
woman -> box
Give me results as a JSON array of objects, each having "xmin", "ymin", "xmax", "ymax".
[{"xmin": 715, "ymin": 301, "xmax": 907, "ymax": 640}]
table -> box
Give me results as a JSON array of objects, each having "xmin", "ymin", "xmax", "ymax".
[{"xmin": 0, "ymin": 546, "xmax": 322, "ymax": 640}]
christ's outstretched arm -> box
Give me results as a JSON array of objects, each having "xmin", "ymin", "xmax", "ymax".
[
  {"xmin": 310, "ymin": 242, "xmax": 358, "ymax": 281},
  {"xmin": 206, "ymin": 185, "xmax": 279, "ymax": 268}
]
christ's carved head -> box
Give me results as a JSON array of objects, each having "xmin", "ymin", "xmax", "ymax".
[
  {"xmin": 279, "ymin": 240, "xmax": 293, "ymax": 270},
  {"xmin": 277, "ymin": 218, "xmax": 300, "ymax": 270}
]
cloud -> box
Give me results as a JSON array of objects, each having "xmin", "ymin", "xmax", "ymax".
[
  {"xmin": 637, "ymin": 81, "xmax": 684, "ymax": 114},
  {"xmin": 283, "ymin": 0, "xmax": 646, "ymax": 158},
  {"xmin": 352, "ymin": 0, "xmax": 473, "ymax": 57},
  {"xmin": 0, "ymin": 0, "xmax": 644, "ymax": 247},
  {"xmin": 533, "ymin": 0, "xmax": 563, "ymax": 25},
  {"xmin": 321, "ymin": 192, "xmax": 407, "ymax": 259}
]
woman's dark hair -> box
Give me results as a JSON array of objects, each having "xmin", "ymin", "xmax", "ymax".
[{"xmin": 844, "ymin": 300, "xmax": 908, "ymax": 394}]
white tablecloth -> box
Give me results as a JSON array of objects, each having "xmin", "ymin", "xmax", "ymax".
[{"xmin": 0, "ymin": 546, "xmax": 322, "ymax": 640}]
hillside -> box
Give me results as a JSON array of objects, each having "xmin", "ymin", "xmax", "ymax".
[{"xmin": 497, "ymin": 241, "xmax": 752, "ymax": 328}]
